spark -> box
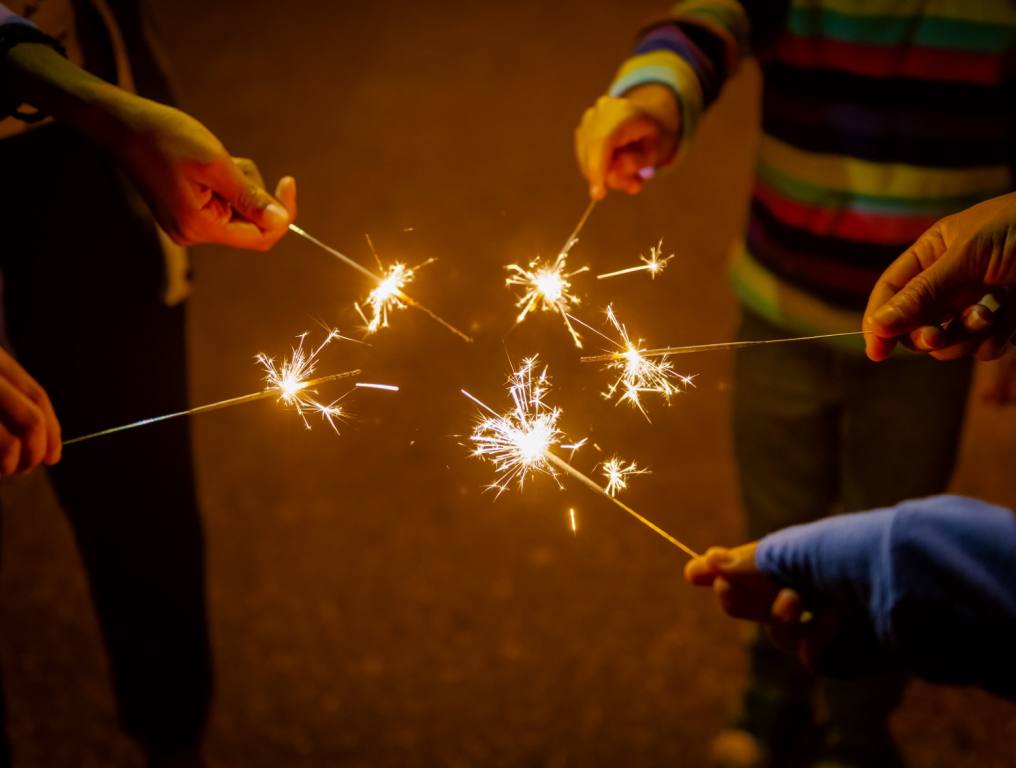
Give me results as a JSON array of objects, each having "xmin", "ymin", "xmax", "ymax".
[
  {"xmin": 463, "ymin": 357, "xmax": 570, "ymax": 496},
  {"xmin": 597, "ymin": 239, "xmax": 674, "ymax": 281},
  {"xmin": 355, "ymin": 235, "xmax": 436, "ymax": 335},
  {"xmin": 288, "ymin": 225, "xmax": 473, "ymax": 342},
  {"xmin": 504, "ymin": 201, "xmax": 597, "ymax": 348},
  {"xmin": 462, "ymin": 359, "xmax": 699, "ymax": 557},
  {"xmin": 579, "ymin": 305, "xmax": 696, "ymax": 421},
  {"xmin": 355, "ymin": 383, "xmax": 400, "ymax": 392},
  {"xmin": 601, "ymin": 457, "xmax": 650, "ymax": 497},
  {"xmin": 256, "ymin": 329, "xmax": 358, "ymax": 432},
  {"xmin": 505, "ymin": 246, "xmax": 589, "ymax": 347},
  {"xmin": 569, "ymin": 507, "xmax": 577, "ymax": 533}
]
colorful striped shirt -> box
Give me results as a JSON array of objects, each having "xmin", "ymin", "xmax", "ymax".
[{"xmin": 610, "ymin": 0, "xmax": 1016, "ymax": 336}]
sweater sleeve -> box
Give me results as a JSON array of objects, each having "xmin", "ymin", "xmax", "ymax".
[
  {"xmin": 756, "ymin": 495, "xmax": 1016, "ymax": 698},
  {"xmin": 607, "ymin": 1, "xmax": 760, "ymax": 155}
]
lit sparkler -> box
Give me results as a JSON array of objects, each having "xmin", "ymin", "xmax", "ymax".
[
  {"xmin": 462, "ymin": 358, "xmax": 698, "ymax": 557},
  {"xmin": 289, "ymin": 224, "xmax": 473, "ymax": 342},
  {"xmin": 504, "ymin": 200, "xmax": 597, "ymax": 348},
  {"xmin": 569, "ymin": 507, "xmax": 577, "ymax": 533},
  {"xmin": 597, "ymin": 239, "xmax": 674, "ymax": 281},
  {"xmin": 64, "ymin": 330, "xmax": 398, "ymax": 445},
  {"xmin": 601, "ymin": 457, "xmax": 650, "ymax": 497},
  {"xmin": 570, "ymin": 306, "xmax": 696, "ymax": 421}
]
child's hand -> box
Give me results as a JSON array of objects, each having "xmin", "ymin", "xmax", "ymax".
[
  {"xmin": 685, "ymin": 543, "xmax": 839, "ymax": 670},
  {"xmin": 574, "ymin": 83, "xmax": 680, "ymax": 200},
  {"xmin": 0, "ymin": 348, "xmax": 61, "ymax": 476},
  {"xmin": 107, "ymin": 96, "xmax": 298, "ymax": 251}
]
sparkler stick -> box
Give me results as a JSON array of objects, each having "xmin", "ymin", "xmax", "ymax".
[
  {"xmin": 580, "ymin": 331, "xmax": 870, "ymax": 363},
  {"xmin": 596, "ymin": 239, "xmax": 674, "ymax": 281},
  {"xmin": 288, "ymin": 224, "xmax": 473, "ymax": 343},
  {"xmin": 462, "ymin": 357, "xmax": 699, "ymax": 557},
  {"xmin": 63, "ymin": 369, "xmax": 362, "ymax": 446}
]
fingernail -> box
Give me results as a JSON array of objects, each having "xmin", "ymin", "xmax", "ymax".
[
  {"xmin": 871, "ymin": 303, "xmax": 905, "ymax": 331},
  {"xmin": 264, "ymin": 203, "xmax": 290, "ymax": 228}
]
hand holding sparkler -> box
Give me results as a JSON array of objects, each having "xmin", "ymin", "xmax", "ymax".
[
  {"xmin": 575, "ymin": 85, "xmax": 680, "ymax": 199},
  {"xmin": 0, "ymin": 347, "xmax": 62, "ymax": 475}
]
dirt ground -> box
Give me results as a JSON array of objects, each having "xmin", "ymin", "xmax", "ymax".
[{"xmin": 2, "ymin": 2, "xmax": 1015, "ymax": 766}]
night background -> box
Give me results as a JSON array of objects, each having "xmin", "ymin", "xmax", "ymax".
[{"xmin": 1, "ymin": 1, "xmax": 1015, "ymax": 765}]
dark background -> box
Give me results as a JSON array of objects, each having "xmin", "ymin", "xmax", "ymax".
[{"xmin": 2, "ymin": 1, "xmax": 1016, "ymax": 765}]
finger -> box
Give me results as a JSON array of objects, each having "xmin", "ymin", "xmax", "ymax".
[
  {"xmin": 685, "ymin": 549, "xmax": 724, "ymax": 586},
  {"xmin": 590, "ymin": 114, "xmax": 659, "ymax": 198},
  {"xmin": 0, "ymin": 424, "xmax": 21, "ymax": 478},
  {"xmin": 208, "ymin": 157, "xmax": 291, "ymax": 236},
  {"xmin": 275, "ymin": 175, "xmax": 298, "ymax": 221},
  {"xmin": 0, "ymin": 353, "xmax": 61, "ymax": 463},
  {"xmin": 770, "ymin": 588, "xmax": 804, "ymax": 624},
  {"xmin": 714, "ymin": 577, "xmax": 772, "ymax": 622},
  {"xmin": 0, "ymin": 377, "xmax": 46, "ymax": 472},
  {"xmin": 233, "ymin": 157, "xmax": 267, "ymax": 191}
]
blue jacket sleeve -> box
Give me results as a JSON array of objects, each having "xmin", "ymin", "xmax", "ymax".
[{"xmin": 755, "ymin": 495, "xmax": 1016, "ymax": 698}]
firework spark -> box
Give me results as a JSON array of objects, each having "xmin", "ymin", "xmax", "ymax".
[
  {"xmin": 597, "ymin": 239, "xmax": 674, "ymax": 281},
  {"xmin": 569, "ymin": 507, "xmax": 577, "ymax": 533},
  {"xmin": 505, "ymin": 246, "xmax": 589, "ymax": 348},
  {"xmin": 288, "ymin": 225, "xmax": 473, "ymax": 343},
  {"xmin": 256, "ymin": 329, "xmax": 361, "ymax": 433},
  {"xmin": 601, "ymin": 457, "xmax": 650, "ymax": 497},
  {"xmin": 462, "ymin": 359, "xmax": 699, "ymax": 557},
  {"xmin": 463, "ymin": 357, "xmax": 573, "ymax": 496},
  {"xmin": 580, "ymin": 306, "xmax": 696, "ymax": 421}
]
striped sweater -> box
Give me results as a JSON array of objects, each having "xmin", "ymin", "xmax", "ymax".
[{"xmin": 610, "ymin": 0, "xmax": 1016, "ymax": 336}]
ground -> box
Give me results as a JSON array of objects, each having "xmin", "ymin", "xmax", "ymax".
[{"xmin": 2, "ymin": 2, "xmax": 1016, "ymax": 766}]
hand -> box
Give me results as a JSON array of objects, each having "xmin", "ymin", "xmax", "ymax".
[
  {"xmin": 574, "ymin": 83, "xmax": 680, "ymax": 200},
  {"xmin": 685, "ymin": 543, "xmax": 840, "ymax": 670},
  {"xmin": 0, "ymin": 348, "xmax": 61, "ymax": 477},
  {"xmin": 863, "ymin": 192, "xmax": 1016, "ymax": 362},
  {"xmin": 107, "ymin": 95, "xmax": 297, "ymax": 251}
]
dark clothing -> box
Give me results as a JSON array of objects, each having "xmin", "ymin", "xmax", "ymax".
[
  {"xmin": 731, "ymin": 309, "xmax": 972, "ymax": 761},
  {"xmin": 0, "ymin": 123, "xmax": 210, "ymax": 754}
]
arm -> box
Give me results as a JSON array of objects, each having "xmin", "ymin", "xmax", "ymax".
[
  {"xmin": 687, "ymin": 496, "xmax": 1016, "ymax": 698},
  {"xmin": 0, "ymin": 7, "xmax": 295, "ymax": 250},
  {"xmin": 575, "ymin": 1, "xmax": 783, "ymax": 199}
]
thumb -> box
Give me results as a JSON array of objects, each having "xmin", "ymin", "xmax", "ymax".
[
  {"xmin": 867, "ymin": 233, "xmax": 968, "ymax": 337},
  {"xmin": 212, "ymin": 159, "xmax": 291, "ymax": 231}
]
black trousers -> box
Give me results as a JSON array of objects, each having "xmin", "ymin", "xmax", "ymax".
[{"xmin": 0, "ymin": 125, "xmax": 210, "ymax": 756}]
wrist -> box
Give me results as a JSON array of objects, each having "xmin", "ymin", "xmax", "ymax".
[{"xmin": 624, "ymin": 83, "xmax": 680, "ymax": 139}]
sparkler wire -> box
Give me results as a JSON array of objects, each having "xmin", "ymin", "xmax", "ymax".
[
  {"xmin": 63, "ymin": 369, "xmax": 362, "ymax": 446},
  {"xmin": 560, "ymin": 199, "xmax": 597, "ymax": 256},
  {"xmin": 580, "ymin": 331, "xmax": 870, "ymax": 363},
  {"xmin": 288, "ymin": 224, "xmax": 473, "ymax": 343},
  {"xmin": 461, "ymin": 387, "xmax": 699, "ymax": 558}
]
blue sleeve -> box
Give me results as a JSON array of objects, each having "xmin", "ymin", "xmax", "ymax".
[{"xmin": 756, "ymin": 495, "xmax": 1016, "ymax": 698}]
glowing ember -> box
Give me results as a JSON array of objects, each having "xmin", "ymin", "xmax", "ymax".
[
  {"xmin": 600, "ymin": 305, "xmax": 696, "ymax": 421},
  {"xmin": 597, "ymin": 239, "xmax": 674, "ymax": 281},
  {"xmin": 601, "ymin": 457, "xmax": 650, "ymax": 497},
  {"xmin": 505, "ymin": 239, "xmax": 590, "ymax": 348},
  {"xmin": 257, "ymin": 330, "xmax": 352, "ymax": 432}
]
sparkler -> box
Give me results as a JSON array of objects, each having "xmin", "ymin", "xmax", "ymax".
[
  {"xmin": 580, "ymin": 330, "xmax": 870, "ymax": 363},
  {"xmin": 504, "ymin": 200, "xmax": 597, "ymax": 348},
  {"xmin": 601, "ymin": 457, "xmax": 650, "ymax": 498},
  {"xmin": 597, "ymin": 239, "xmax": 674, "ymax": 281},
  {"xmin": 288, "ymin": 224, "xmax": 473, "ymax": 343},
  {"xmin": 462, "ymin": 357, "xmax": 699, "ymax": 557},
  {"xmin": 570, "ymin": 306, "xmax": 696, "ymax": 421},
  {"xmin": 569, "ymin": 507, "xmax": 577, "ymax": 533},
  {"xmin": 65, "ymin": 330, "xmax": 397, "ymax": 446}
]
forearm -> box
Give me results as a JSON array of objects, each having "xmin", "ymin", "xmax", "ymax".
[{"xmin": 1, "ymin": 41, "xmax": 138, "ymax": 151}]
